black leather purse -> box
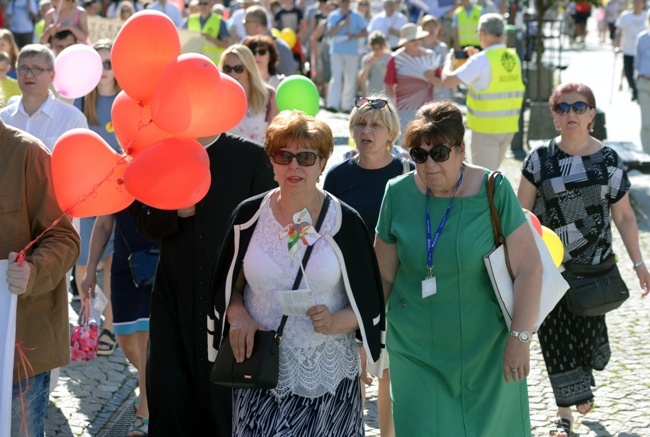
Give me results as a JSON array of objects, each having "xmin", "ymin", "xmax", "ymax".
[
  {"xmin": 210, "ymin": 195, "xmax": 331, "ymax": 389},
  {"xmin": 563, "ymin": 254, "xmax": 629, "ymax": 316}
]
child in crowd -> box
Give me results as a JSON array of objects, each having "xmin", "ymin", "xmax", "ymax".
[{"xmin": 0, "ymin": 51, "xmax": 21, "ymax": 106}]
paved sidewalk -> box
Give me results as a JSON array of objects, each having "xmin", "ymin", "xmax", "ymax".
[{"xmin": 43, "ymin": 24, "xmax": 650, "ymax": 437}]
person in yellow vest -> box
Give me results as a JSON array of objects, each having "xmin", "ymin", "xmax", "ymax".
[
  {"xmin": 452, "ymin": 0, "xmax": 483, "ymax": 50},
  {"xmin": 183, "ymin": 0, "xmax": 232, "ymax": 64},
  {"xmin": 441, "ymin": 13, "xmax": 525, "ymax": 170}
]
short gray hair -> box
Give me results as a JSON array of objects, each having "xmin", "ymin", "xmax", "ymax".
[
  {"xmin": 478, "ymin": 13, "xmax": 504, "ymax": 37},
  {"xmin": 18, "ymin": 44, "xmax": 55, "ymax": 69}
]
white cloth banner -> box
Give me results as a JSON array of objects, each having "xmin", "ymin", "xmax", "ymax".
[{"xmin": 0, "ymin": 260, "xmax": 17, "ymax": 437}]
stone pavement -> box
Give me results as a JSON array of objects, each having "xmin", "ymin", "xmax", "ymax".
[{"xmin": 42, "ymin": 23, "xmax": 650, "ymax": 437}]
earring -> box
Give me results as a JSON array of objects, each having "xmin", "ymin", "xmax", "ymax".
[
  {"xmin": 273, "ymin": 175, "xmax": 278, "ymax": 181},
  {"xmin": 588, "ymin": 119, "xmax": 595, "ymax": 132}
]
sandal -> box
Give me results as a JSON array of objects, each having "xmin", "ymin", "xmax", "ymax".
[
  {"xmin": 577, "ymin": 397, "xmax": 594, "ymax": 415},
  {"xmin": 128, "ymin": 416, "xmax": 149, "ymax": 437},
  {"xmin": 97, "ymin": 328, "xmax": 117, "ymax": 356},
  {"xmin": 550, "ymin": 418, "xmax": 571, "ymax": 437},
  {"xmin": 133, "ymin": 396, "xmax": 140, "ymax": 413}
]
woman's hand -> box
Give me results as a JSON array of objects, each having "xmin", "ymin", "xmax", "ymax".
[
  {"xmin": 636, "ymin": 263, "xmax": 650, "ymax": 297},
  {"xmin": 502, "ymin": 336, "xmax": 531, "ymax": 383},
  {"xmin": 80, "ymin": 270, "xmax": 98, "ymax": 300},
  {"xmin": 307, "ymin": 305, "xmax": 358, "ymax": 335},
  {"xmin": 359, "ymin": 346, "xmax": 374, "ymax": 386},
  {"xmin": 227, "ymin": 305, "xmax": 261, "ymax": 363}
]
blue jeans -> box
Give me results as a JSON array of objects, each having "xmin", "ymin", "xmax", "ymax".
[{"xmin": 11, "ymin": 371, "xmax": 50, "ymax": 437}]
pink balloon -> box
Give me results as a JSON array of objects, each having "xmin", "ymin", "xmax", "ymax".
[
  {"xmin": 53, "ymin": 45, "xmax": 103, "ymax": 99},
  {"xmin": 123, "ymin": 138, "xmax": 211, "ymax": 210},
  {"xmin": 52, "ymin": 129, "xmax": 134, "ymax": 218}
]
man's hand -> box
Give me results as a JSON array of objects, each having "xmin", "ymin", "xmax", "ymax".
[
  {"xmin": 178, "ymin": 205, "xmax": 196, "ymax": 218},
  {"xmin": 7, "ymin": 252, "xmax": 31, "ymax": 296}
]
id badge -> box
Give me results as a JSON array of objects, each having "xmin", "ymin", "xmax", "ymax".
[{"xmin": 421, "ymin": 276, "xmax": 437, "ymax": 299}]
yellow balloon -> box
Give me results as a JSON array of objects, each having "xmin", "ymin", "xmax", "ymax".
[
  {"xmin": 271, "ymin": 27, "xmax": 281, "ymax": 39},
  {"xmin": 541, "ymin": 226, "xmax": 564, "ymax": 267},
  {"xmin": 280, "ymin": 27, "xmax": 297, "ymax": 49}
]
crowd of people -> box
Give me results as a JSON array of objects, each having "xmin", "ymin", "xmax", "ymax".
[{"xmin": 2, "ymin": 0, "xmax": 650, "ymax": 436}]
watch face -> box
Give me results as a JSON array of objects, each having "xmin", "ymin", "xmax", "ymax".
[{"xmin": 519, "ymin": 331, "xmax": 531, "ymax": 342}]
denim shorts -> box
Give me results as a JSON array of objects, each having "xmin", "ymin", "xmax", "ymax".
[{"xmin": 11, "ymin": 371, "xmax": 51, "ymax": 437}]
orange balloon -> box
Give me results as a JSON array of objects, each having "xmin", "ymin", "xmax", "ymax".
[
  {"xmin": 111, "ymin": 91, "xmax": 175, "ymax": 156},
  {"xmin": 112, "ymin": 11, "xmax": 181, "ymax": 103},
  {"xmin": 52, "ymin": 129, "xmax": 134, "ymax": 218},
  {"xmin": 151, "ymin": 54, "xmax": 246, "ymax": 137},
  {"xmin": 123, "ymin": 138, "xmax": 211, "ymax": 210},
  {"xmin": 524, "ymin": 209, "xmax": 543, "ymax": 236}
]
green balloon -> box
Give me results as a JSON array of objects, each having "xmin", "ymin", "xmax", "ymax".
[{"xmin": 275, "ymin": 76, "xmax": 320, "ymax": 116}]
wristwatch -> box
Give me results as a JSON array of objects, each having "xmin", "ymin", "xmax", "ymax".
[
  {"xmin": 633, "ymin": 260, "xmax": 645, "ymax": 271},
  {"xmin": 510, "ymin": 330, "xmax": 531, "ymax": 343}
]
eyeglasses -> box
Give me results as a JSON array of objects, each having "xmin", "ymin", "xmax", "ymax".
[
  {"xmin": 272, "ymin": 150, "xmax": 320, "ymax": 166},
  {"xmin": 252, "ymin": 48, "xmax": 268, "ymax": 56},
  {"xmin": 354, "ymin": 97, "xmax": 388, "ymax": 109},
  {"xmin": 17, "ymin": 66, "xmax": 53, "ymax": 76},
  {"xmin": 553, "ymin": 101, "xmax": 590, "ymax": 115},
  {"xmin": 409, "ymin": 145, "xmax": 453, "ymax": 163},
  {"xmin": 102, "ymin": 60, "xmax": 112, "ymax": 70},
  {"xmin": 198, "ymin": 2, "xmax": 210, "ymax": 4},
  {"xmin": 222, "ymin": 64, "xmax": 245, "ymax": 74},
  {"xmin": 358, "ymin": 2, "xmax": 369, "ymax": 5}
]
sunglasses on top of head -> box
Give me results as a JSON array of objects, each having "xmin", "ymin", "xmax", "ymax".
[
  {"xmin": 222, "ymin": 64, "xmax": 245, "ymax": 74},
  {"xmin": 272, "ymin": 150, "xmax": 320, "ymax": 166},
  {"xmin": 409, "ymin": 145, "xmax": 454, "ymax": 163},
  {"xmin": 553, "ymin": 101, "xmax": 591, "ymax": 115},
  {"xmin": 354, "ymin": 97, "xmax": 388, "ymax": 109}
]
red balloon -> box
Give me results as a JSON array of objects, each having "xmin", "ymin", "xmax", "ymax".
[
  {"xmin": 524, "ymin": 209, "xmax": 543, "ymax": 236},
  {"xmin": 52, "ymin": 129, "xmax": 134, "ymax": 218},
  {"xmin": 151, "ymin": 54, "xmax": 246, "ymax": 138},
  {"xmin": 112, "ymin": 91, "xmax": 175, "ymax": 156},
  {"xmin": 112, "ymin": 11, "xmax": 181, "ymax": 103},
  {"xmin": 123, "ymin": 138, "xmax": 211, "ymax": 210}
]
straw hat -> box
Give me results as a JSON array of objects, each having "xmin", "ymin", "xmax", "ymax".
[{"xmin": 398, "ymin": 23, "xmax": 429, "ymax": 46}]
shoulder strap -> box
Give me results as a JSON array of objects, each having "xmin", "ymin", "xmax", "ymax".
[
  {"xmin": 276, "ymin": 193, "xmax": 331, "ymax": 336},
  {"xmin": 486, "ymin": 171, "xmax": 514, "ymax": 281}
]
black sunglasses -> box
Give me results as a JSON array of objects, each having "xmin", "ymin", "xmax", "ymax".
[
  {"xmin": 354, "ymin": 97, "xmax": 388, "ymax": 109},
  {"xmin": 252, "ymin": 49, "xmax": 268, "ymax": 56},
  {"xmin": 553, "ymin": 101, "xmax": 590, "ymax": 115},
  {"xmin": 272, "ymin": 150, "xmax": 320, "ymax": 166},
  {"xmin": 409, "ymin": 145, "xmax": 453, "ymax": 163},
  {"xmin": 102, "ymin": 60, "xmax": 112, "ymax": 70},
  {"xmin": 222, "ymin": 64, "xmax": 245, "ymax": 74}
]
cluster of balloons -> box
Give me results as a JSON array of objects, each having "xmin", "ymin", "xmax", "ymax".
[
  {"xmin": 525, "ymin": 210, "xmax": 564, "ymax": 267},
  {"xmin": 51, "ymin": 11, "xmax": 248, "ymax": 217}
]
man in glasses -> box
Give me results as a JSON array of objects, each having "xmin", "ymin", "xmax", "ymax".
[
  {"xmin": 367, "ymin": 0, "xmax": 408, "ymax": 49},
  {"xmin": 183, "ymin": 0, "xmax": 231, "ymax": 64},
  {"xmin": 0, "ymin": 44, "xmax": 87, "ymax": 151},
  {"xmin": 441, "ymin": 13, "xmax": 524, "ymax": 171}
]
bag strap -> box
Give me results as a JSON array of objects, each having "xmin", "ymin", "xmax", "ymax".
[
  {"xmin": 276, "ymin": 193, "xmax": 332, "ymax": 337},
  {"xmin": 486, "ymin": 171, "xmax": 514, "ymax": 281}
]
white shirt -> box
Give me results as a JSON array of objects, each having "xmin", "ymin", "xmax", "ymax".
[
  {"xmin": 7, "ymin": 0, "xmax": 39, "ymax": 33},
  {"xmin": 616, "ymin": 10, "xmax": 649, "ymax": 56},
  {"xmin": 0, "ymin": 92, "xmax": 88, "ymax": 151},
  {"xmin": 367, "ymin": 11, "xmax": 408, "ymax": 48},
  {"xmin": 148, "ymin": 1, "xmax": 184, "ymax": 28},
  {"xmin": 454, "ymin": 43, "xmax": 509, "ymax": 91}
]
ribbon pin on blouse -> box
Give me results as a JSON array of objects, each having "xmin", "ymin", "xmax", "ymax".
[{"xmin": 279, "ymin": 208, "xmax": 322, "ymax": 258}]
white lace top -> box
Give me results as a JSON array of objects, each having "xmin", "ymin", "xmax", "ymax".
[{"xmin": 242, "ymin": 197, "xmax": 359, "ymax": 399}]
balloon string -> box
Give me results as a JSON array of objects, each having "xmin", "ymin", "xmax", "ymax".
[
  {"xmin": 17, "ymin": 155, "xmax": 129, "ymax": 264},
  {"xmin": 15, "ymin": 341, "xmax": 36, "ymax": 437},
  {"xmin": 122, "ymin": 102, "xmax": 153, "ymax": 156}
]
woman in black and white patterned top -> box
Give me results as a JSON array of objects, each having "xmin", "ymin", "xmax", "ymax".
[{"xmin": 517, "ymin": 82, "xmax": 650, "ymax": 437}]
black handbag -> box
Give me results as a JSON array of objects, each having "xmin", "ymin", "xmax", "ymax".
[
  {"xmin": 210, "ymin": 194, "xmax": 331, "ymax": 389},
  {"xmin": 563, "ymin": 255, "xmax": 629, "ymax": 316}
]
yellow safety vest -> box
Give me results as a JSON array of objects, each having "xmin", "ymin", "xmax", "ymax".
[
  {"xmin": 187, "ymin": 13, "xmax": 224, "ymax": 64},
  {"xmin": 466, "ymin": 47, "xmax": 525, "ymax": 134},
  {"xmin": 35, "ymin": 20, "xmax": 45, "ymax": 40},
  {"xmin": 454, "ymin": 5, "xmax": 482, "ymax": 47}
]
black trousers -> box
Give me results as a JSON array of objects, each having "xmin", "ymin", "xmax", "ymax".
[{"xmin": 623, "ymin": 54, "xmax": 637, "ymax": 99}]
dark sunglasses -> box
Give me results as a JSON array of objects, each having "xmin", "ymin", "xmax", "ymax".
[
  {"xmin": 102, "ymin": 60, "xmax": 112, "ymax": 70},
  {"xmin": 272, "ymin": 150, "xmax": 320, "ymax": 166},
  {"xmin": 222, "ymin": 64, "xmax": 245, "ymax": 74},
  {"xmin": 553, "ymin": 101, "xmax": 590, "ymax": 115},
  {"xmin": 354, "ymin": 97, "xmax": 388, "ymax": 109},
  {"xmin": 409, "ymin": 145, "xmax": 453, "ymax": 163},
  {"xmin": 252, "ymin": 48, "xmax": 268, "ymax": 56}
]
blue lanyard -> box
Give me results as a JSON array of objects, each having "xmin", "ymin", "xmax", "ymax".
[{"xmin": 425, "ymin": 172, "xmax": 463, "ymax": 278}]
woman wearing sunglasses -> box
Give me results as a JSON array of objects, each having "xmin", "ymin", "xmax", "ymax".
[
  {"xmin": 324, "ymin": 95, "xmax": 411, "ymax": 437},
  {"xmin": 219, "ymin": 44, "xmax": 280, "ymax": 144},
  {"xmin": 517, "ymin": 82, "xmax": 650, "ymax": 437},
  {"xmin": 211, "ymin": 110, "xmax": 385, "ymax": 436},
  {"xmin": 375, "ymin": 101, "xmax": 542, "ymax": 436},
  {"xmin": 243, "ymin": 35, "xmax": 285, "ymax": 89}
]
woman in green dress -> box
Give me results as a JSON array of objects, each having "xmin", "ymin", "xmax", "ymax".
[{"xmin": 374, "ymin": 101, "xmax": 542, "ymax": 435}]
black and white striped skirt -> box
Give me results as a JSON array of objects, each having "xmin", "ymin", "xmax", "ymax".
[{"xmin": 232, "ymin": 377, "xmax": 364, "ymax": 436}]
